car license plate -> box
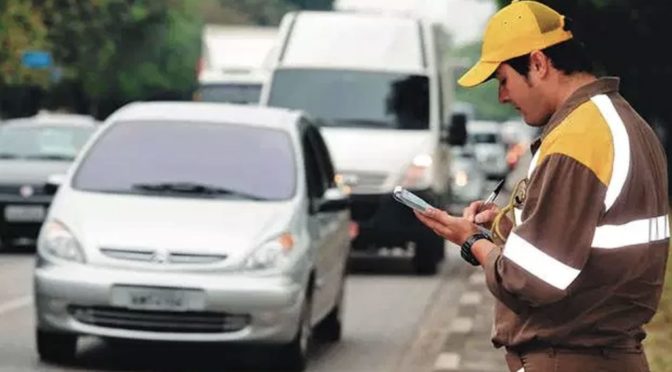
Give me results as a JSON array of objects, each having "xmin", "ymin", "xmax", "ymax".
[
  {"xmin": 110, "ymin": 286, "xmax": 205, "ymax": 311},
  {"xmin": 4, "ymin": 205, "xmax": 46, "ymax": 222}
]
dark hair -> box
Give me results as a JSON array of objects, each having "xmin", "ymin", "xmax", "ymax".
[{"xmin": 505, "ymin": 18, "xmax": 593, "ymax": 79}]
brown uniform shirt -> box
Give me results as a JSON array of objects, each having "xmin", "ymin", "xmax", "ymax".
[{"xmin": 484, "ymin": 77, "xmax": 670, "ymax": 350}]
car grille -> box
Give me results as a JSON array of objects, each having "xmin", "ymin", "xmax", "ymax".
[
  {"xmin": 100, "ymin": 248, "xmax": 227, "ymax": 264},
  {"xmin": 0, "ymin": 184, "xmax": 45, "ymax": 196},
  {"xmin": 69, "ymin": 306, "xmax": 249, "ymax": 333},
  {"xmin": 340, "ymin": 171, "xmax": 387, "ymax": 190}
]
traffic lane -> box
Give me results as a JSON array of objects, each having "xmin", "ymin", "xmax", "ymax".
[
  {"xmin": 0, "ymin": 253, "xmax": 33, "ymax": 316},
  {"xmin": 0, "ymin": 252, "xmax": 458, "ymax": 371}
]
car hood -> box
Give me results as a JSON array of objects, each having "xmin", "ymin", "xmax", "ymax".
[
  {"xmin": 51, "ymin": 191, "xmax": 296, "ymax": 265},
  {"xmin": 0, "ymin": 160, "xmax": 72, "ymax": 184},
  {"xmin": 320, "ymin": 127, "xmax": 434, "ymax": 174}
]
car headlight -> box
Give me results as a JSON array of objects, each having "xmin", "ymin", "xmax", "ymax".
[
  {"xmin": 242, "ymin": 233, "xmax": 296, "ymax": 271},
  {"xmin": 454, "ymin": 170, "xmax": 469, "ymax": 187},
  {"xmin": 38, "ymin": 220, "xmax": 86, "ymax": 263},
  {"xmin": 401, "ymin": 154, "xmax": 433, "ymax": 189}
]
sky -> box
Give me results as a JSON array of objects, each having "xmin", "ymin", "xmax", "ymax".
[{"xmin": 334, "ymin": 0, "xmax": 497, "ymax": 46}]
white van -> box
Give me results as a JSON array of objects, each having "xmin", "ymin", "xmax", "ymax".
[
  {"xmin": 196, "ymin": 25, "xmax": 278, "ymax": 104},
  {"xmin": 260, "ymin": 11, "xmax": 466, "ymax": 274}
]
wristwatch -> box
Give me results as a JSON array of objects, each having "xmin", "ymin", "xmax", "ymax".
[{"xmin": 460, "ymin": 233, "xmax": 492, "ymax": 266}]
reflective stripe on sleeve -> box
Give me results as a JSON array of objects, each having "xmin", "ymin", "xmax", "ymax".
[
  {"xmin": 592, "ymin": 215, "xmax": 670, "ymax": 249},
  {"xmin": 503, "ymin": 232, "xmax": 581, "ymax": 290},
  {"xmin": 591, "ymin": 95, "xmax": 630, "ymax": 211}
]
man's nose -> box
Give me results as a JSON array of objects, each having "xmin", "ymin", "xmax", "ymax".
[{"xmin": 498, "ymin": 87, "xmax": 509, "ymax": 104}]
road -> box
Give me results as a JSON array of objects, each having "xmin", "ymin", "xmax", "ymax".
[{"xmin": 0, "ymin": 249, "xmax": 470, "ymax": 372}]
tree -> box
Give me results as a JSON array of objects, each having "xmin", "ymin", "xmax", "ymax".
[
  {"xmin": 452, "ymin": 42, "xmax": 518, "ymax": 121},
  {"xmin": 38, "ymin": 0, "xmax": 202, "ymax": 118}
]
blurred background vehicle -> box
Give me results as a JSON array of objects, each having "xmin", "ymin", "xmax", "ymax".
[
  {"xmin": 466, "ymin": 120, "xmax": 508, "ymax": 180},
  {"xmin": 0, "ymin": 112, "xmax": 98, "ymax": 249},
  {"xmin": 194, "ymin": 25, "xmax": 278, "ymax": 105},
  {"xmin": 34, "ymin": 102, "xmax": 350, "ymax": 371},
  {"xmin": 447, "ymin": 145, "xmax": 487, "ymax": 214},
  {"xmin": 501, "ymin": 118, "xmax": 539, "ymax": 170},
  {"xmin": 262, "ymin": 10, "xmax": 466, "ymax": 275}
]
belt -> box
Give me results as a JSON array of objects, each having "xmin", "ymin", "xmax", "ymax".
[{"xmin": 506, "ymin": 342, "xmax": 643, "ymax": 356}]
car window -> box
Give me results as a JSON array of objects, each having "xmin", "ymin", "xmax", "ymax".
[
  {"xmin": 301, "ymin": 127, "xmax": 325, "ymax": 198},
  {"xmin": 198, "ymin": 83, "xmax": 262, "ymax": 104},
  {"xmin": 307, "ymin": 124, "xmax": 336, "ymax": 189},
  {"xmin": 0, "ymin": 125, "xmax": 95, "ymax": 160},
  {"xmin": 268, "ymin": 68, "xmax": 429, "ymax": 130},
  {"xmin": 469, "ymin": 133, "xmax": 500, "ymax": 144},
  {"xmin": 73, "ymin": 121, "xmax": 296, "ymax": 200}
]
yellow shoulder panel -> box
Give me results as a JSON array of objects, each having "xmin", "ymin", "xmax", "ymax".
[{"xmin": 537, "ymin": 101, "xmax": 614, "ymax": 186}]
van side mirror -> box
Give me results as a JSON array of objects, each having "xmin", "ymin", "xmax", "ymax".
[
  {"xmin": 44, "ymin": 174, "xmax": 66, "ymax": 196},
  {"xmin": 441, "ymin": 113, "xmax": 467, "ymax": 146}
]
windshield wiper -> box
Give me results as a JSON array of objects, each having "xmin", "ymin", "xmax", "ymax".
[
  {"xmin": 333, "ymin": 119, "xmax": 391, "ymax": 128},
  {"xmin": 25, "ymin": 154, "xmax": 75, "ymax": 161},
  {"xmin": 0, "ymin": 153, "xmax": 19, "ymax": 159},
  {"xmin": 130, "ymin": 182, "xmax": 267, "ymax": 200}
]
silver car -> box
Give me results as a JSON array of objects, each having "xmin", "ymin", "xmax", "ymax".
[{"xmin": 33, "ymin": 102, "xmax": 351, "ymax": 371}]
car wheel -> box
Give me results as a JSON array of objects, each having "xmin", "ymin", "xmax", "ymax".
[
  {"xmin": 36, "ymin": 330, "xmax": 77, "ymax": 364},
  {"xmin": 314, "ymin": 276, "xmax": 344, "ymax": 342},
  {"xmin": 279, "ymin": 293, "xmax": 313, "ymax": 371},
  {"xmin": 413, "ymin": 234, "xmax": 444, "ymax": 275}
]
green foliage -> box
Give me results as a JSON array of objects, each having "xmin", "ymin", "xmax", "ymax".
[
  {"xmin": 452, "ymin": 42, "xmax": 518, "ymax": 121},
  {"xmin": 37, "ymin": 0, "xmax": 202, "ymax": 117},
  {"xmin": 0, "ymin": 0, "xmax": 50, "ymax": 86}
]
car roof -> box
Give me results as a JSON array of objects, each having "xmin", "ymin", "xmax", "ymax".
[
  {"xmin": 1, "ymin": 112, "xmax": 99, "ymax": 128},
  {"xmin": 106, "ymin": 101, "xmax": 303, "ymax": 131}
]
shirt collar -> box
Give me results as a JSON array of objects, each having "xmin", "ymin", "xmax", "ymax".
[{"xmin": 530, "ymin": 77, "xmax": 620, "ymax": 154}]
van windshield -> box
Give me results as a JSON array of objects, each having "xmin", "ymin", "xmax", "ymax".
[
  {"xmin": 268, "ymin": 68, "xmax": 429, "ymax": 130},
  {"xmin": 198, "ymin": 83, "xmax": 262, "ymax": 104}
]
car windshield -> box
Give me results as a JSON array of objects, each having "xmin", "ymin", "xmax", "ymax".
[
  {"xmin": 73, "ymin": 121, "xmax": 296, "ymax": 200},
  {"xmin": 268, "ymin": 68, "xmax": 429, "ymax": 130},
  {"xmin": 0, "ymin": 124, "xmax": 95, "ymax": 160},
  {"xmin": 469, "ymin": 133, "xmax": 500, "ymax": 144},
  {"xmin": 198, "ymin": 83, "xmax": 262, "ymax": 104}
]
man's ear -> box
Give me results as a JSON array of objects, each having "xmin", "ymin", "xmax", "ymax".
[{"xmin": 529, "ymin": 50, "xmax": 550, "ymax": 79}]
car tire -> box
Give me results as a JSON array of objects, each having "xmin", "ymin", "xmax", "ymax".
[
  {"xmin": 36, "ymin": 330, "xmax": 77, "ymax": 364},
  {"xmin": 314, "ymin": 277, "xmax": 344, "ymax": 342},
  {"xmin": 413, "ymin": 234, "xmax": 444, "ymax": 275},
  {"xmin": 278, "ymin": 293, "xmax": 313, "ymax": 371}
]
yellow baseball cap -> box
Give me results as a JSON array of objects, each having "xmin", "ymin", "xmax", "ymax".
[{"xmin": 458, "ymin": 0, "xmax": 573, "ymax": 88}]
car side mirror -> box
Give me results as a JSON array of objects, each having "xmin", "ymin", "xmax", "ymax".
[
  {"xmin": 44, "ymin": 174, "xmax": 66, "ymax": 196},
  {"xmin": 315, "ymin": 187, "xmax": 350, "ymax": 213},
  {"xmin": 443, "ymin": 113, "xmax": 467, "ymax": 146}
]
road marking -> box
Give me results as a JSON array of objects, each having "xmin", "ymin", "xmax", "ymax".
[
  {"xmin": 0, "ymin": 296, "xmax": 32, "ymax": 315},
  {"xmin": 459, "ymin": 291, "xmax": 482, "ymax": 305},
  {"xmin": 433, "ymin": 352, "xmax": 461, "ymax": 370},
  {"xmin": 450, "ymin": 317, "xmax": 473, "ymax": 333},
  {"xmin": 469, "ymin": 272, "xmax": 486, "ymax": 285}
]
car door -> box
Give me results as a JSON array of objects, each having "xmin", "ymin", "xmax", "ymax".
[{"xmin": 301, "ymin": 121, "xmax": 349, "ymax": 322}]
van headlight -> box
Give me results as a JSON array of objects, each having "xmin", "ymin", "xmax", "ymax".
[
  {"xmin": 401, "ymin": 154, "xmax": 433, "ymax": 189},
  {"xmin": 454, "ymin": 170, "xmax": 469, "ymax": 187},
  {"xmin": 243, "ymin": 233, "xmax": 296, "ymax": 271},
  {"xmin": 38, "ymin": 220, "xmax": 86, "ymax": 263}
]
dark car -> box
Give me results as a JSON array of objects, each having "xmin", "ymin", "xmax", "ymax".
[{"xmin": 0, "ymin": 113, "xmax": 98, "ymax": 248}]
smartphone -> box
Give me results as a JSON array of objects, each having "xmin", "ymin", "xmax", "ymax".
[
  {"xmin": 392, "ymin": 186, "xmax": 434, "ymax": 212},
  {"xmin": 393, "ymin": 186, "xmax": 494, "ymax": 239}
]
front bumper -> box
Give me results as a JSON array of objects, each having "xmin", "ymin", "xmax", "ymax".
[
  {"xmin": 0, "ymin": 195, "xmax": 51, "ymax": 241},
  {"xmin": 34, "ymin": 262, "xmax": 304, "ymax": 343}
]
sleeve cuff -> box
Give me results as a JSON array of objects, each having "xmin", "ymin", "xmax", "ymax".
[{"xmin": 483, "ymin": 246, "xmax": 526, "ymax": 314}]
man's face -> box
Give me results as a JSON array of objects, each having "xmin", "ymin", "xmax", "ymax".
[{"xmin": 495, "ymin": 63, "xmax": 552, "ymax": 127}]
